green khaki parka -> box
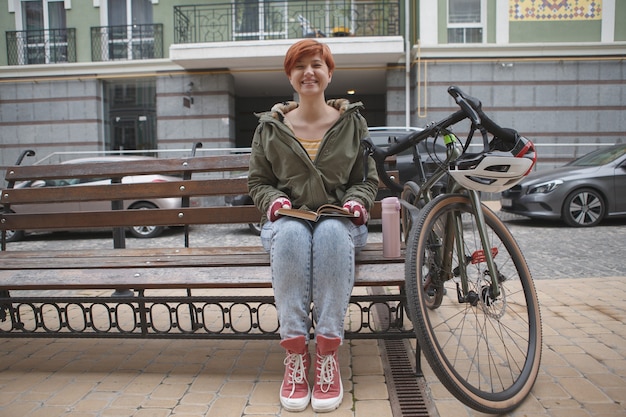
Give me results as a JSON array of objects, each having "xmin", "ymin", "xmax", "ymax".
[{"xmin": 247, "ymin": 99, "xmax": 379, "ymax": 225}]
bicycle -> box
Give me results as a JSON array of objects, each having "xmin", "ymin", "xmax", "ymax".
[{"xmin": 362, "ymin": 86, "xmax": 542, "ymax": 414}]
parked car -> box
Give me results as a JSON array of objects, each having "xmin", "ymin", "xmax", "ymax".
[
  {"xmin": 228, "ymin": 127, "xmax": 449, "ymax": 234},
  {"xmin": 4, "ymin": 156, "xmax": 184, "ymax": 241},
  {"xmin": 500, "ymin": 143, "xmax": 626, "ymax": 227}
]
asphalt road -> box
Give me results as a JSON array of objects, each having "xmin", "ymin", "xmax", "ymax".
[
  {"xmin": 5, "ymin": 207, "xmax": 625, "ymax": 281},
  {"xmin": 494, "ymin": 214, "xmax": 626, "ymax": 279}
]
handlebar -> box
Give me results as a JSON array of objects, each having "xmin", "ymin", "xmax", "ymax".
[
  {"xmin": 362, "ymin": 86, "xmax": 519, "ymax": 192},
  {"xmin": 448, "ymin": 86, "xmax": 482, "ymax": 126},
  {"xmin": 448, "ymin": 86, "xmax": 517, "ymax": 144}
]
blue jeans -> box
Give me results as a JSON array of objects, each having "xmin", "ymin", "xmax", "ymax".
[{"xmin": 261, "ymin": 216, "xmax": 368, "ymax": 342}]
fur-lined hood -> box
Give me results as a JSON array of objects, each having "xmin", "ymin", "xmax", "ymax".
[{"xmin": 260, "ymin": 99, "xmax": 360, "ymax": 130}]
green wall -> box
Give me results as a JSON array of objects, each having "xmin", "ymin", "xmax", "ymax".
[
  {"xmin": 153, "ymin": 0, "xmax": 212, "ymax": 58},
  {"xmin": 616, "ymin": 0, "xmax": 626, "ymax": 41},
  {"xmin": 153, "ymin": 1, "xmax": 171, "ymax": 58},
  {"xmin": 0, "ymin": 1, "xmax": 173, "ymax": 64},
  {"xmin": 487, "ymin": 0, "xmax": 496, "ymax": 43},
  {"xmin": 510, "ymin": 20, "xmax": 601, "ymax": 43},
  {"xmin": 437, "ymin": 0, "xmax": 447, "ymax": 43},
  {"xmin": 1, "ymin": 0, "xmax": 621, "ymax": 67},
  {"xmin": 0, "ymin": 0, "xmax": 13, "ymax": 66},
  {"xmin": 1, "ymin": 1, "xmax": 100, "ymax": 65},
  {"xmin": 65, "ymin": 2, "xmax": 101, "ymax": 63},
  {"xmin": 435, "ymin": 0, "xmax": 607, "ymax": 44}
]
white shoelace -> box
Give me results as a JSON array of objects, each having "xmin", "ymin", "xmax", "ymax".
[
  {"xmin": 316, "ymin": 354, "xmax": 337, "ymax": 393},
  {"xmin": 284, "ymin": 353, "xmax": 307, "ymax": 398}
]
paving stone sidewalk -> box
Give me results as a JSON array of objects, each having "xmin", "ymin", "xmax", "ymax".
[
  {"xmin": 420, "ymin": 275, "xmax": 626, "ymax": 417},
  {"xmin": 1, "ymin": 202, "xmax": 625, "ymax": 416},
  {"xmin": 0, "ymin": 276, "xmax": 624, "ymax": 417}
]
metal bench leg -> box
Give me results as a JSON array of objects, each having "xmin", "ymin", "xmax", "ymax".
[{"xmin": 187, "ymin": 288, "xmax": 201, "ymax": 331}]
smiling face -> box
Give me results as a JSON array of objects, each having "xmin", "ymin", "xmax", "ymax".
[{"xmin": 288, "ymin": 54, "xmax": 333, "ymax": 97}]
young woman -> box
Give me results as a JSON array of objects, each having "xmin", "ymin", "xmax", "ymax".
[{"xmin": 247, "ymin": 39, "xmax": 378, "ymax": 413}]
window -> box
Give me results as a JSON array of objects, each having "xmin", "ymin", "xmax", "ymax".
[
  {"xmin": 21, "ymin": 0, "xmax": 68, "ymax": 64},
  {"xmin": 234, "ymin": 0, "xmax": 287, "ymax": 40},
  {"xmin": 107, "ymin": 0, "xmax": 154, "ymax": 59},
  {"xmin": 447, "ymin": 0, "xmax": 483, "ymax": 43}
]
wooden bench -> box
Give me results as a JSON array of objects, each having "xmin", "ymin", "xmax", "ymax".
[{"xmin": 0, "ymin": 149, "xmax": 412, "ymax": 340}]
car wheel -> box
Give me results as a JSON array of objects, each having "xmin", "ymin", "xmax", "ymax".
[
  {"xmin": 128, "ymin": 202, "xmax": 164, "ymax": 238},
  {"xmin": 562, "ymin": 188, "xmax": 605, "ymax": 227},
  {"xmin": 3, "ymin": 228, "xmax": 24, "ymax": 243},
  {"xmin": 2, "ymin": 210, "xmax": 24, "ymax": 242},
  {"xmin": 248, "ymin": 223, "xmax": 262, "ymax": 236}
]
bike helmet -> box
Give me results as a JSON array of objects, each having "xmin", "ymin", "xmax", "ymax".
[{"xmin": 449, "ymin": 131, "xmax": 537, "ymax": 193}]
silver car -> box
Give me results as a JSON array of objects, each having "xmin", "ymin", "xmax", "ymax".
[
  {"xmin": 500, "ymin": 144, "xmax": 626, "ymax": 227},
  {"xmin": 5, "ymin": 156, "xmax": 183, "ymax": 241}
]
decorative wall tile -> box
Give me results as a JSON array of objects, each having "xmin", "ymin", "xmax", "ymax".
[{"xmin": 510, "ymin": 0, "xmax": 602, "ymax": 21}]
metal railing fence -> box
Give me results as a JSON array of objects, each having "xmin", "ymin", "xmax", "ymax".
[
  {"xmin": 6, "ymin": 28, "xmax": 76, "ymax": 65},
  {"xmin": 174, "ymin": 0, "xmax": 400, "ymax": 43},
  {"xmin": 91, "ymin": 24, "xmax": 163, "ymax": 62}
]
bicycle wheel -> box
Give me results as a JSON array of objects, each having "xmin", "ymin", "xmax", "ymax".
[{"xmin": 405, "ymin": 194, "xmax": 542, "ymax": 414}]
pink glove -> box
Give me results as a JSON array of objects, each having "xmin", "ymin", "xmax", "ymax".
[
  {"xmin": 267, "ymin": 197, "xmax": 292, "ymax": 222},
  {"xmin": 343, "ymin": 200, "xmax": 368, "ymax": 226}
]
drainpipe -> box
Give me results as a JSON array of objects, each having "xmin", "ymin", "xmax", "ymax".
[{"xmin": 405, "ymin": 0, "xmax": 411, "ymax": 128}]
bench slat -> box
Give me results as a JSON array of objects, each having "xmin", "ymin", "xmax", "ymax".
[
  {"xmin": 0, "ymin": 244, "xmax": 404, "ymax": 270},
  {"xmin": 1, "ymin": 178, "xmax": 250, "ymax": 205},
  {"xmin": 0, "ymin": 202, "xmax": 390, "ymax": 230},
  {"xmin": 0, "ymin": 243, "xmax": 393, "ymax": 257},
  {"xmin": 1, "ymin": 206, "xmax": 264, "ymax": 230},
  {"xmin": 0, "ymin": 263, "xmax": 404, "ymax": 290},
  {"xmin": 4, "ymin": 154, "xmax": 251, "ymax": 182},
  {"xmin": 3, "ymin": 175, "xmax": 396, "ymax": 206}
]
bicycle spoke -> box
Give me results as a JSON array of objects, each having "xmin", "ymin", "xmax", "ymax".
[{"xmin": 405, "ymin": 195, "xmax": 542, "ymax": 413}]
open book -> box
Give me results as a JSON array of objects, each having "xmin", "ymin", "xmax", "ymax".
[{"xmin": 276, "ymin": 204, "xmax": 358, "ymax": 222}]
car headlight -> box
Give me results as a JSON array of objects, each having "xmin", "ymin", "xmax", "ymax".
[{"xmin": 527, "ymin": 180, "xmax": 563, "ymax": 195}]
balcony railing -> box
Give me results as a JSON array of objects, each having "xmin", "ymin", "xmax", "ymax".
[
  {"xmin": 174, "ymin": 0, "xmax": 400, "ymax": 44},
  {"xmin": 6, "ymin": 28, "xmax": 76, "ymax": 65},
  {"xmin": 91, "ymin": 24, "xmax": 163, "ymax": 62}
]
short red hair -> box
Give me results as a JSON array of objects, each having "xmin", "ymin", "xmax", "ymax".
[{"xmin": 283, "ymin": 39, "xmax": 335, "ymax": 76}]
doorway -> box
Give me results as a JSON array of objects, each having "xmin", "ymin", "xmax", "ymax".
[{"xmin": 103, "ymin": 79, "xmax": 156, "ymax": 153}]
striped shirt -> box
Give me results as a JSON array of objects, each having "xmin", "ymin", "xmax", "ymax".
[{"xmin": 297, "ymin": 137, "xmax": 322, "ymax": 160}]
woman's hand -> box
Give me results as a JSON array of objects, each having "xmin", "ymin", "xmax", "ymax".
[
  {"xmin": 343, "ymin": 200, "xmax": 368, "ymax": 226},
  {"xmin": 267, "ymin": 197, "xmax": 292, "ymax": 221}
]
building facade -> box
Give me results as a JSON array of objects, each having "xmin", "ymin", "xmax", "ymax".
[{"xmin": 0, "ymin": 0, "xmax": 624, "ymax": 178}]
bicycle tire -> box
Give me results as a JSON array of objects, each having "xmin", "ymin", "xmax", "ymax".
[
  {"xmin": 400, "ymin": 181, "xmax": 423, "ymax": 242},
  {"xmin": 405, "ymin": 194, "xmax": 542, "ymax": 413}
]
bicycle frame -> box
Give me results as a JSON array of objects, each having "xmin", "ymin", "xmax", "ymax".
[
  {"xmin": 364, "ymin": 100, "xmax": 506, "ymax": 303},
  {"xmin": 403, "ymin": 136, "xmax": 503, "ymax": 302}
]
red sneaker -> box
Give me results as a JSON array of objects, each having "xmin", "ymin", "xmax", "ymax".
[
  {"xmin": 311, "ymin": 335, "xmax": 343, "ymax": 412},
  {"xmin": 279, "ymin": 336, "xmax": 311, "ymax": 411}
]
